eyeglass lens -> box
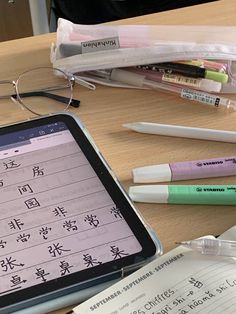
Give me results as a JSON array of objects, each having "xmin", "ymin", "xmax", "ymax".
[{"xmin": 16, "ymin": 67, "xmax": 73, "ymax": 116}]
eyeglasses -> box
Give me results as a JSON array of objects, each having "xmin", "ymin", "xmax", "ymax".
[{"xmin": 0, "ymin": 67, "xmax": 80, "ymax": 116}]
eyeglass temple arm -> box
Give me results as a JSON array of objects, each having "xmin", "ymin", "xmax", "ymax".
[{"xmin": 11, "ymin": 91, "xmax": 80, "ymax": 108}]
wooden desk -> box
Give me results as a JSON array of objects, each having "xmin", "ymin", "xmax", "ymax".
[{"xmin": 0, "ymin": 0, "xmax": 235, "ymax": 313}]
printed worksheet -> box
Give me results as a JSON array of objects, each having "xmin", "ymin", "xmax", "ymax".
[{"xmin": 0, "ymin": 122, "xmax": 142, "ymax": 296}]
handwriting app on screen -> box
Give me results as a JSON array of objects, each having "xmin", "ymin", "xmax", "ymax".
[{"xmin": 0, "ymin": 122, "xmax": 142, "ymax": 296}]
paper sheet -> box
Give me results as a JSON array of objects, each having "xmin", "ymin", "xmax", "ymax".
[
  {"xmin": 72, "ymin": 242, "xmax": 236, "ymax": 314},
  {"xmin": 219, "ymin": 225, "xmax": 236, "ymax": 241}
]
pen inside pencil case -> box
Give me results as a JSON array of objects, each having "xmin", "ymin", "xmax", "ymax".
[
  {"xmin": 110, "ymin": 69, "xmax": 236, "ymax": 111},
  {"xmin": 82, "ymin": 68, "xmax": 235, "ymax": 111},
  {"xmin": 127, "ymin": 67, "xmax": 222, "ymax": 92},
  {"xmin": 176, "ymin": 59, "xmax": 228, "ymax": 73},
  {"xmin": 136, "ymin": 62, "xmax": 229, "ymax": 83}
]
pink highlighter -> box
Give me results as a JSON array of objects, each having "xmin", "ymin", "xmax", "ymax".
[{"xmin": 132, "ymin": 156, "xmax": 236, "ymax": 183}]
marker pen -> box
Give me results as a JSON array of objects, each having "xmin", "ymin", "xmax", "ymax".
[
  {"xmin": 137, "ymin": 63, "xmax": 229, "ymax": 83},
  {"xmin": 132, "ymin": 156, "xmax": 236, "ymax": 183},
  {"xmin": 129, "ymin": 185, "xmax": 236, "ymax": 205}
]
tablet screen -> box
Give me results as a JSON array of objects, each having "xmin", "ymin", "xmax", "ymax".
[
  {"xmin": 0, "ymin": 120, "xmax": 144, "ymax": 295},
  {"xmin": 0, "ymin": 114, "xmax": 157, "ymax": 310}
]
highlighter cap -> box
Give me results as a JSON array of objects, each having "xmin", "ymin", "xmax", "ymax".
[
  {"xmin": 132, "ymin": 164, "xmax": 172, "ymax": 183},
  {"xmin": 205, "ymin": 70, "xmax": 228, "ymax": 84},
  {"xmin": 129, "ymin": 185, "xmax": 168, "ymax": 203}
]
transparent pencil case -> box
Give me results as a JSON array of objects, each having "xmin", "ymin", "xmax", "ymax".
[{"xmin": 51, "ymin": 18, "xmax": 236, "ymax": 93}]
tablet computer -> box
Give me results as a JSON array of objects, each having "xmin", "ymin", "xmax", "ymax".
[{"xmin": 0, "ymin": 113, "xmax": 161, "ymax": 313}]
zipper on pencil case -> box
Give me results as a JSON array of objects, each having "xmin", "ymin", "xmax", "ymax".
[{"xmin": 52, "ymin": 46, "xmax": 236, "ymax": 74}]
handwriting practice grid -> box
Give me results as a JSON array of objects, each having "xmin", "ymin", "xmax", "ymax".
[{"xmin": 0, "ymin": 123, "xmax": 142, "ymax": 296}]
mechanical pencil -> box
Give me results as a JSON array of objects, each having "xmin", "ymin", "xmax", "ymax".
[
  {"xmin": 123, "ymin": 122, "xmax": 236, "ymax": 143},
  {"xmin": 106, "ymin": 69, "xmax": 235, "ymax": 111},
  {"xmin": 177, "ymin": 238, "xmax": 236, "ymax": 257},
  {"xmin": 129, "ymin": 185, "xmax": 236, "ymax": 205},
  {"xmin": 137, "ymin": 62, "xmax": 229, "ymax": 83},
  {"xmin": 132, "ymin": 156, "xmax": 236, "ymax": 183}
]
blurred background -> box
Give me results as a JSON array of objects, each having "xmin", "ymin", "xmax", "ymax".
[{"xmin": 0, "ymin": 0, "xmax": 218, "ymax": 42}]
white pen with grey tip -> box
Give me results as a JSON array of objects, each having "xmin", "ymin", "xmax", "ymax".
[{"xmin": 123, "ymin": 122, "xmax": 236, "ymax": 143}]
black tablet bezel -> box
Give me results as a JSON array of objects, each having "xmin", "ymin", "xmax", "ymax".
[{"xmin": 0, "ymin": 113, "xmax": 157, "ymax": 310}]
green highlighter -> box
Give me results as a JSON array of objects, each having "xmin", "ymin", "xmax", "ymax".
[
  {"xmin": 205, "ymin": 70, "xmax": 228, "ymax": 83},
  {"xmin": 129, "ymin": 185, "xmax": 236, "ymax": 205}
]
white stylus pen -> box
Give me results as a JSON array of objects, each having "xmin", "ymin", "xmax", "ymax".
[
  {"xmin": 123, "ymin": 122, "xmax": 236, "ymax": 143},
  {"xmin": 177, "ymin": 238, "xmax": 236, "ymax": 257}
]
